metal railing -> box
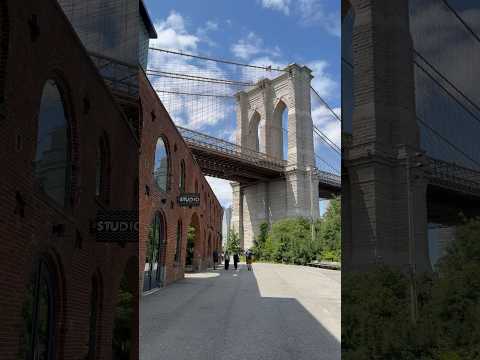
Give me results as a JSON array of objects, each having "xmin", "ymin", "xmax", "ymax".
[
  {"xmin": 178, "ymin": 126, "xmax": 287, "ymax": 172},
  {"xmin": 178, "ymin": 126, "xmax": 341, "ymax": 189},
  {"xmin": 314, "ymin": 169, "xmax": 341, "ymax": 188},
  {"xmin": 89, "ymin": 52, "xmax": 138, "ymax": 98},
  {"xmin": 427, "ymin": 157, "xmax": 480, "ymax": 195}
]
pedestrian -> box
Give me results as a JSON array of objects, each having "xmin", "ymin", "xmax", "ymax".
[
  {"xmin": 212, "ymin": 249, "xmax": 219, "ymax": 270},
  {"xmin": 224, "ymin": 251, "xmax": 230, "ymax": 270},
  {"xmin": 245, "ymin": 250, "xmax": 253, "ymax": 271},
  {"xmin": 233, "ymin": 253, "xmax": 239, "ymax": 270}
]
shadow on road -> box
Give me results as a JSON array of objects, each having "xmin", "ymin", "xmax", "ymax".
[{"xmin": 140, "ymin": 263, "xmax": 340, "ymax": 360}]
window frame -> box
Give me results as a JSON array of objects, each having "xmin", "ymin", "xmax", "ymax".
[
  {"xmin": 153, "ymin": 136, "xmax": 171, "ymax": 193},
  {"xmin": 33, "ymin": 78, "xmax": 73, "ymax": 210}
]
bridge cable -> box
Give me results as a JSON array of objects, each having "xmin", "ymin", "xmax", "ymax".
[
  {"xmin": 146, "ymin": 70, "xmax": 255, "ymax": 87},
  {"xmin": 310, "ymin": 87, "xmax": 342, "ymax": 123},
  {"xmin": 417, "ymin": 116, "xmax": 480, "ymax": 169},
  {"xmin": 315, "ymin": 154, "xmax": 340, "ymax": 174},
  {"xmin": 440, "ymin": 0, "xmax": 480, "ymax": 44},
  {"xmin": 149, "ymin": 47, "xmax": 287, "ymax": 72},
  {"xmin": 313, "ymin": 126, "xmax": 341, "ymax": 154},
  {"xmin": 414, "ymin": 50, "xmax": 480, "ymax": 123},
  {"xmin": 154, "ymin": 89, "xmax": 233, "ymax": 99}
]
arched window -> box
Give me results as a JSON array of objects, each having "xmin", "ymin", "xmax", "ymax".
[
  {"xmin": 153, "ymin": 137, "xmax": 169, "ymax": 192},
  {"xmin": 143, "ymin": 212, "xmax": 166, "ymax": 291},
  {"xmin": 179, "ymin": 160, "xmax": 186, "ymax": 192},
  {"xmin": 34, "ymin": 79, "xmax": 70, "ymax": 207},
  {"xmin": 21, "ymin": 258, "xmax": 56, "ymax": 360},
  {"xmin": 175, "ymin": 220, "xmax": 182, "ymax": 262},
  {"xmin": 273, "ymin": 100, "xmax": 288, "ymax": 160},
  {"xmin": 95, "ymin": 133, "xmax": 110, "ymax": 202}
]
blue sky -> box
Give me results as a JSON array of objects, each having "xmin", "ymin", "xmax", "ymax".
[{"xmin": 144, "ymin": 0, "xmax": 340, "ymax": 210}]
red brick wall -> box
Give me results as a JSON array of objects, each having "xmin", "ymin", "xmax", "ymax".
[
  {"xmin": 0, "ymin": 0, "xmax": 138, "ymax": 359},
  {"xmin": 139, "ymin": 71, "xmax": 223, "ymax": 288}
]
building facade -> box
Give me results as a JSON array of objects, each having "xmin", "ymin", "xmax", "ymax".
[
  {"xmin": 139, "ymin": 72, "xmax": 223, "ymax": 292},
  {"xmin": 0, "ymin": 0, "xmax": 140, "ymax": 359}
]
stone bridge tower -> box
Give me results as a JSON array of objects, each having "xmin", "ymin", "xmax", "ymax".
[{"xmin": 231, "ymin": 64, "xmax": 320, "ymax": 250}]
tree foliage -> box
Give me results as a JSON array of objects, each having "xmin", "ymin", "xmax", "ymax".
[
  {"xmin": 342, "ymin": 218, "xmax": 480, "ymax": 360},
  {"xmin": 226, "ymin": 228, "xmax": 242, "ymax": 255},
  {"xmin": 252, "ymin": 197, "xmax": 341, "ymax": 264}
]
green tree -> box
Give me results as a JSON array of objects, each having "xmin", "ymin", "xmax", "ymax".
[
  {"xmin": 316, "ymin": 197, "xmax": 341, "ymax": 261},
  {"xmin": 253, "ymin": 222, "xmax": 269, "ymax": 259},
  {"xmin": 226, "ymin": 228, "xmax": 242, "ymax": 255},
  {"xmin": 342, "ymin": 218, "xmax": 480, "ymax": 360}
]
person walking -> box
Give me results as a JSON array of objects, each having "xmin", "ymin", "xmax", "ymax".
[
  {"xmin": 212, "ymin": 249, "xmax": 219, "ymax": 270},
  {"xmin": 233, "ymin": 253, "xmax": 239, "ymax": 270},
  {"xmin": 245, "ymin": 250, "xmax": 253, "ymax": 271},
  {"xmin": 224, "ymin": 251, "xmax": 230, "ymax": 270}
]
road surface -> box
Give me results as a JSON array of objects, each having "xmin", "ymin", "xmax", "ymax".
[{"xmin": 140, "ymin": 263, "xmax": 340, "ymax": 360}]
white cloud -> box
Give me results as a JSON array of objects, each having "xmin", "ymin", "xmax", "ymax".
[
  {"xmin": 231, "ymin": 32, "xmax": 263, "ymax": 60},
  {"xmin": 206, "ymin": 177, "xmax": 233, "ymax": 208},
  {"xmin": 148, "ymin": 11, "xmax": 233, "ymax": 130},
  {"xmin": 231, "ymin": 32, "xmax": 281, "ymax": 60},
  {"xmin": 261, "ymin": 0, "xmax": 291, "ymax": 15},
  {"xmin": 312, "ymin": 105, "xmax": 341, "ymax": 148},
  {"xmin": 151, "ymin": 11, "xmax": 199, "ymax": 51},
  {"xmin": 308, "ymin": 60, "xmax": 337, "ymax": 100},
  {"xmin": 196, "ymin": 20, "xmax": 219, "ymax": 47},
  {"xmin": 298, "ymin": 0, "xmax": 340, "ymax": 36}
]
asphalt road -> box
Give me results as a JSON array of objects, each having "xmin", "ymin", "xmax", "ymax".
[{"xmin": 140, "ymin": 263, "xmax": 340, "ymax": 360}]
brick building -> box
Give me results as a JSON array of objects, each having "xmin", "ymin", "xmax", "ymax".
[
  {"xmin": 0, "ymin": 0, "xmax": 224, "ymax": 357},
  {"xmin": 139, "ymin": 71, "xmax": 223, "ymax": 292},
  {"xmin": 0, "ymin": 0, "xmax": 142, "ymax": 359}
]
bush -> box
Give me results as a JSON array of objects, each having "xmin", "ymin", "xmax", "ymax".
[
  {"xmin": 252, "ymin": 197, "xmax": 342, "ymax": 264},
  {"xmin": 342, "ymin": 218, "xmax": 480, "ymax": 359}
]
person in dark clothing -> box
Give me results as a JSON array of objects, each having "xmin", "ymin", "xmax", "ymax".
[
  {"xmin": 233, "ymin": 253, "xmax": 240, "ymax": 270},
  {"xmin": 212, "ymin": 249, "xmax": 219, "ymax": 270},
  {"xmin": 224, "ymin": 251, "xmax": 230, "ymax": 270},
  {"xmin": 245, "ymin": 250, "xmax": 253, "ymax": 271}
]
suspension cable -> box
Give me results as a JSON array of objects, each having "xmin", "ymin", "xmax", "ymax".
[
  {"xmin": 311, "ymin": 87, "xmax": 342, "ymax": 123},
  {"xmin": 440, "ymin": 0, "xmax": 480, "ymax": 44},
  {"xmin": 149, "ymin": 47, "xmax": 287, "ymax": 72}
]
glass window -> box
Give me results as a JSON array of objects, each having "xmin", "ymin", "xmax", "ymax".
[
  {"xmin": 34, "ymin": 80, "xmax": 70, "ymax": 207},
  {"xmin": 153, "ymin": 137, "xmax": 169, "ymax": 192},
  {"xmin": 20, "ymin": 259, "xmax": 55, "ymax": 360},
  {"xmin": 179, "ymin": 160, "xmax": 186, "ymax": 192},
  {"xmin": 144, "ymin": 213, "xmax": 166, "ymax": 291}
]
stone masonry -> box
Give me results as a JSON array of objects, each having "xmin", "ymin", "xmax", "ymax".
[
  {"xmin": 231, "ymin": 64, "xmax": 320, "ymax": 250},
  {"xmin": 342, "ymin": 0, "xmax": 430, "ymax": 272}
]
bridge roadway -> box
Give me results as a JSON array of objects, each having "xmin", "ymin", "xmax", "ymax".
[{"xmin": 178, "ymin": 126, "xmax": 341, "ymax": 197}]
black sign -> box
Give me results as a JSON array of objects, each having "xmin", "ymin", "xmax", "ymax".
[
  {"xmin": 178, "ymin": 193, "xmax": 200, "ymax": 207},
  {"xmin": 94, "ymin": 210, "xmax": 138, "ymax": 243}
]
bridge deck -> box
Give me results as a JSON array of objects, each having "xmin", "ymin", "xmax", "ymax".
[
  {"xmin": 178, "ymin": 126, "xmax": 341, "ymax": 194},
  {"xmin": 427, "ymin": 157, "xmax": 480, "ymax": 198}
]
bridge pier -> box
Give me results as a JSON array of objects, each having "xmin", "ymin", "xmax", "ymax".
[
  {"xmin": 343, "ymin": 0, "xmax": 431, "ymax": 272},
  {"xmin": 231, "ymin": 170, "xmax": 320, "ymax": 251}
]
